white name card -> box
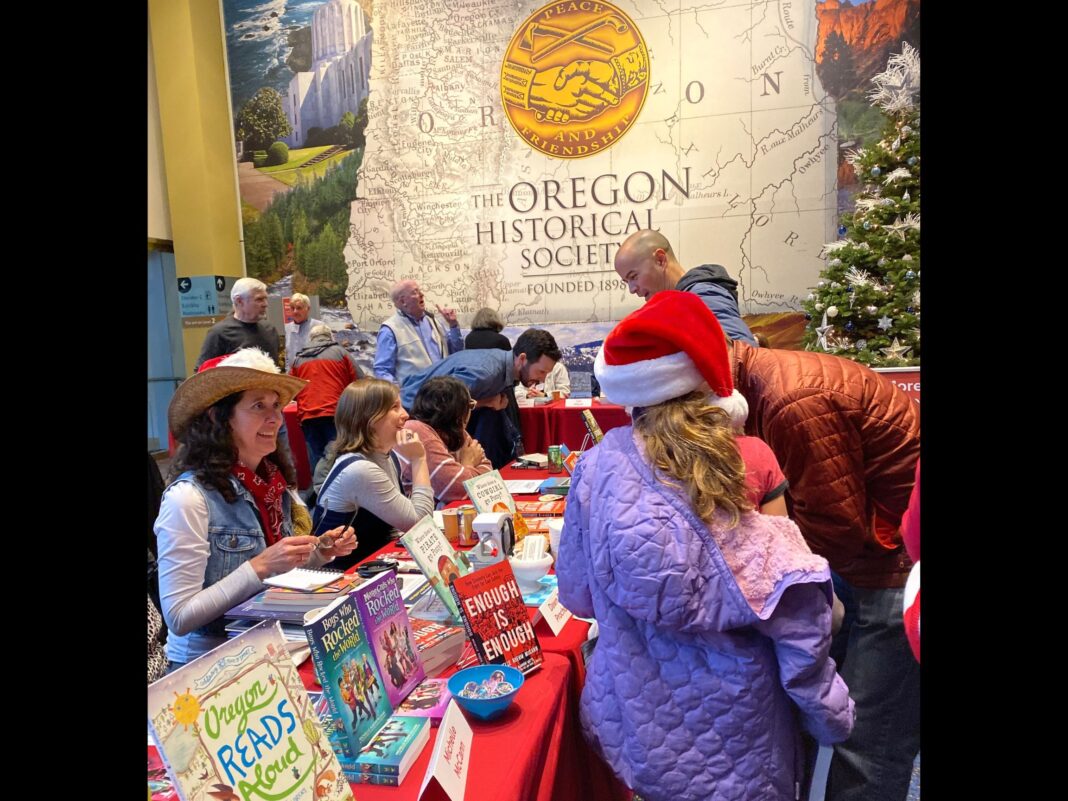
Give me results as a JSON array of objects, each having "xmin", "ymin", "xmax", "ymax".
[
  {"xmin": 538, "ymin": 588, "xmax": 573, "ymax": 635},
  {"xmin": 419, "ymin": 700, "xmax": 473, "ymax": 801},
  {"xmin": 564, "ymin": 398, "xmax": 592, "ymax": 408}
]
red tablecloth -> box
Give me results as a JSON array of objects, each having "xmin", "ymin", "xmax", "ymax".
[{"xmin": 518, "ymin": 399, "xmax": 630, "ymax": 453}]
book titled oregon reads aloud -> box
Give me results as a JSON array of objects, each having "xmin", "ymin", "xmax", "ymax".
[
  {"xmin": 146, "ymin": 620, "xmax": 354, "ymax": 801},
  {"xmin": 449, "ymin": 559, "xmax": 544, "ymax": 675},
  {"xmin": 303, "ymin": 595, "xmax": 392, "ymax": 759}
]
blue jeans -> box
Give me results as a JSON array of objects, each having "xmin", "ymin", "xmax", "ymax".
[
  {"xmin": 826, "ymin": 585, "xmax": 920, "ymax": 801},
  {"xmin": 301, "ymin": 416, "xmax": 337, "ymax": 477}
]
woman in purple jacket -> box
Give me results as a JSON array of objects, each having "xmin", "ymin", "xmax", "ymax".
[{"xmin": 557, "ymin": 292, "xmax": 854, "ymax": 801}]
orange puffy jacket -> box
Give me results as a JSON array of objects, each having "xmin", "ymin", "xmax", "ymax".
[{"xmin": 732, "ymin": 341, "xmax": 919, "ymax": 588}]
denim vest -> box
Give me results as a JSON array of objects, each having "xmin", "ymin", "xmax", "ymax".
[{"xmin": 174, "ymin": 471, "xmax": 293, "ymax": 641}]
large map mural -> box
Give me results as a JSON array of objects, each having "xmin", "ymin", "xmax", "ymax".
[{"xmin": 222, "ymin": 0, "xmax": 919, "ymax": 351}]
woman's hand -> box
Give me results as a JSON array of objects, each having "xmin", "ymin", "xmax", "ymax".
[
  {"xmin": 458, "ymin": 438, "xmax": 485, "ymax": 467},
  {"xmin": 316, "ymin": 525, "xmax": 358, "ymax": 562},
  {"xmin": 393, "ymin": 428, "xmax": 426, "ymax": 461},
  {"xmin": 250, "ymin": 535, "xmax": 319, "ymax": 580}
]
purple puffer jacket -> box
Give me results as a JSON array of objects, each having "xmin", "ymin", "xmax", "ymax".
[{"xmin": 557, "ymin": 427, "xmax": 854, "ymax": 801}]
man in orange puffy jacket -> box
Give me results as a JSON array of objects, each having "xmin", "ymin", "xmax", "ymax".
[{"xmin": 730, "ymin": 340, "xmax": 919, "ymax": 801}]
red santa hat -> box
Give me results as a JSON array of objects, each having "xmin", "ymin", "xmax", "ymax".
[{"xmin": 594, "ymin": 290, "xmax": 749, "ymax": 425}]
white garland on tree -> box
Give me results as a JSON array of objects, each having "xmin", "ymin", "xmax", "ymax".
[
  {"xmin": 882, "ymin": 167, "xmax": 913, "ymax": 185},
  {"xmin": 845, "ymin": 266, "xmax": 875, "ymax": 287},
  {"xmin": 868, "ymin": 43, "xmax": 920, "ymax": 113}
]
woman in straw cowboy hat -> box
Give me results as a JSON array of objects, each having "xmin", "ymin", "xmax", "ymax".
[
  {"xmin": 556, "ymin": 292, "xmax": 854, "ymax": 801},
  {"xmin": 155, "ymin": 347, "xmax": 357, "ymax": 668}
]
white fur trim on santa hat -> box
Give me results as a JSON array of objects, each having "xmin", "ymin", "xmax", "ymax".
[
  {"xmin": 595, "ymin": 347, "xmax": 749, "ymax": 426},
  {"xmin": 218, "ymin": 348, "xmax": 281, "ymax": 374},
  {"xmin": 707, "ymin": 389, "xmax": 749, "ymax": 428}
]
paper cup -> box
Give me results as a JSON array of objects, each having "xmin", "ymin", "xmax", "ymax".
[{"xmin": 546, "ymin": 518, "xmax": 564, "ymax": 557}]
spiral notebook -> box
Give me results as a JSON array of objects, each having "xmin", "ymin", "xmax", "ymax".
[{"xmin": 262, "ymin": 567, "xmax": 345, "ymax": 592}]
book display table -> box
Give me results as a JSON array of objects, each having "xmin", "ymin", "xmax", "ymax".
[{"xmin": 517, "ymin": 399, "xmax": 631, "ymax": 453}]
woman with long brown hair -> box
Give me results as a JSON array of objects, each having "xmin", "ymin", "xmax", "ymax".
[
  {"xmin": 155, "ymin": 348, "xmax": 356, "ymax": 668},
  {"xmin": 313, "ymin": 378, "xmax": 434, "ymax": 568}
]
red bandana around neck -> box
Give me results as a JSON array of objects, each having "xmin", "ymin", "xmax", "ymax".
[{"xmin": 231, "ymin": 460, "xmax": 288, "ymax": 545}]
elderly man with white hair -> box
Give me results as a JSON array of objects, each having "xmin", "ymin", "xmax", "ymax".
[
  {"xmin": 373, "ymin": 279, "xmax": 463, "ymax": 388},
  {"xmin": 284, "ymin": 292, "xmax": 324, "ymax": 371},
  {"xmin": 195, "ymin": 277, "xmax": 281, "ymax": 370}
]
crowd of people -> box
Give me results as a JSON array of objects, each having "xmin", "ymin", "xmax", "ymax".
[{"xmin": 151, "ymin": 230, "xmax": 919, "ymax": 801}]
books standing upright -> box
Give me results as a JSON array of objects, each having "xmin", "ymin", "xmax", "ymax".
[
  {"xmin": 449, "ymin": 559, "xmax": 544, "ymax": 675},
  {"xmin": 303, "ymin": 595, "xmax": 393, "ymax": 758},
  {"xmin": 399, "ymin": 514, "xmax": 473, "ymax": 621},
  {"xmin": 463, "ymin": 469, "xmax": 530, "ymax": 538},
  {"xmin": 350, "ymin": 570, "xmax": 426, "ymax": 707},
  {"xmin": 146, "ymin": 620, "xmax": 354, "ymax": 801}
]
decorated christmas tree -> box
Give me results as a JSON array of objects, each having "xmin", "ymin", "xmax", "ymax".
[{"xmin": 802, "ymin": 44, "xmax": 920, "ymax": 366}]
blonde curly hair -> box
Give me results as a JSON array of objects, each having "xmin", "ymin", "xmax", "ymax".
[{"xmin": 633, "ymin": 391, "xmax": 754, "ymax": 527}]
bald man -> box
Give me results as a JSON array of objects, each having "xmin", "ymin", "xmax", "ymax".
[
  {"xmin": 374, "ymin": 279, "xmax": 463, "ymax": 387},
  {"xmin": 613, "ymin": 229, "xmax": 757, "ymax": 346}
]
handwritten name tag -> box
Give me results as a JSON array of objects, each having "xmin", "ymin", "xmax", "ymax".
[
  {"xmin": 538, "ymin": 588, "xmax": 573, "ymax": 635},
  {"xmin": 419, "ymin": 700, "xmax": 473, "ymax": 801}
]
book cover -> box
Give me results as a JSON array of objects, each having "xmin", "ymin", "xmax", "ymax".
[
  {"xmin": 537, "ymin": 477, "xmax": 571, "ymax": 496},
  {"xmin": 399, "ymin": 515, "xmax": 473, "ymax": 620},
  {"xmin": 146, "ymin": 620, "xmax": 354, "ymax": 801},
  {"xmin": 463, "ymin": 470, "xmax": 515, "ymax": 514},
  {"xmin": 463, "ymin": 470, "xmax": 531, "ymax": 538},
  {"xmin": 350, "ymin": 570, "xmax": 426, "ymax": 708},
  {"xmin": 354, "ymin": 715, "xmax": 430, "ymax": 782},
  {"xmin": 449, "ymin": 560, "xmax": 544, "ymax": 675},
  {"xmin": 395, "ymin": 678, "xmax": 453, "ymax": 722},
  {"xmin": 303, "ymin": 596, "xmax": 393, "ymax": 759}
]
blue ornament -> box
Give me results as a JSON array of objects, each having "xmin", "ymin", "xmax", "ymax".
[
  {"xmin": 846, "ymin": 286, "xmax": 854, "ymax": 293},
  {"xmin": 871, "ymin": 166, "xmax": 882, "ymax": 177},
  {"xmin": 905, "ymin": 270, "xmax": 916, "ymax": 279},
  {"xmin": 838, "ymin": 225, "xmax": 847, "ymax": 237},
  {"xmin": 845, "ymin": 321, "xmax": 854, "ymax": 331},
  {"xmin": 804, "ymin": 313, "xmax": 812, "ymax": 321},
  {"xmin": 907, "ymin": 156, "xmax": 917, "ymax": 166},
  {"xmin": 863, "ymin": 221, "xmax": 872, "ymax": 230},
  {"xmin": 906, "ymin": 307, "xmax": 914, "ymax": 313}
]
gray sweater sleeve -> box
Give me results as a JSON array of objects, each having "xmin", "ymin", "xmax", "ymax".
[{"xmin": 322, "ymin": 459, "xmax": 435, "ymax": 532}]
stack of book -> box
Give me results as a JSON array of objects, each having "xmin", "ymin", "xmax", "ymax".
[
  {"xmin": 303, "ymin": 571, "xmax": 435, "ymax": 787},
  {"xmin": 262, "ymin": 572, "xmax": 364, "ymax": 609},
  {"xmin": 409, "ymin": 616, "xmax": 467, "ymax": 677}
]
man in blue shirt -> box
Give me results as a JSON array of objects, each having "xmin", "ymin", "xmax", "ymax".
[
  {"xmin": 374, "ymin": 280, "xmax": 463, "ymax": 387},
  {"xmin": 400, "ymin": 329, "xmax": 561, "ymax": 467}
]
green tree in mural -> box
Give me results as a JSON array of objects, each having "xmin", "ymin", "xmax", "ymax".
[
  {"xmin": 803, "ymin": 45, "xmax": 920, "ymax": 367},
  {"xmin": 236, "ymin": 88, "xmax": 292, "ymax": 155},
  {"xmin": 819, "ymin": 31, "xmax": 857, "ymax": 99},
  {"xmin": 262, "ymin": 211, "xmax": 286, "ymax": 268}
]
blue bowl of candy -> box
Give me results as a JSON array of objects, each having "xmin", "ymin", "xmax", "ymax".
[{"xmin": 447, "ymin": 665, "xmax": 525, "ymax": 721}]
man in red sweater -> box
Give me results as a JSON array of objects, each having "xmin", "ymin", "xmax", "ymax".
[{"xmin": 290, "ymin": 324, "xmax": 362, "ymax": 475}]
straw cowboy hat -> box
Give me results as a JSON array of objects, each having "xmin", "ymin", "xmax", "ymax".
[{"xmin": 168, "ymin": 348, "xmax": 308, "ymax": 440}]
